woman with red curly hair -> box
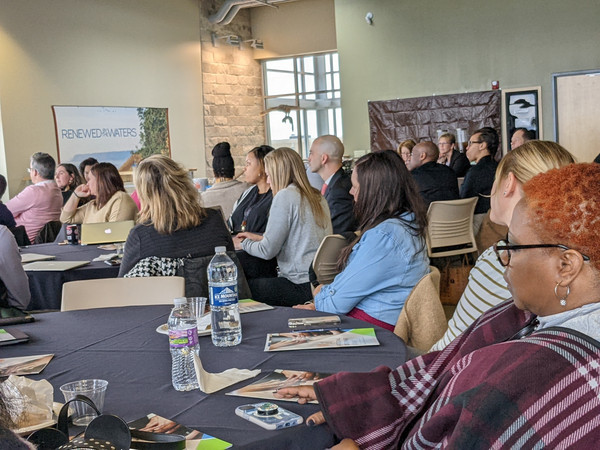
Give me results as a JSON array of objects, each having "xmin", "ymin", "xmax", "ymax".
[{"xmin": 277, "ymin": 163, "xmax": 600, "ymax": 449}]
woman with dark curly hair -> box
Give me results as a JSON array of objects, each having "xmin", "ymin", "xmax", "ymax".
[{"xmin": 277, "ymin": 163, "xmax": 600, "ymax": 449}]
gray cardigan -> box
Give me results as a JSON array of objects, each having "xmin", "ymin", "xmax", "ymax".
[{"xmin": 242, "ymin": 185, "xmax": 332, "ymax": 284}]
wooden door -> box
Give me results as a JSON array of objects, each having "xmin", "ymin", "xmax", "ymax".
[{"xmin": 554, "ymin": 70, "xmax": 600, "ymax": 162}]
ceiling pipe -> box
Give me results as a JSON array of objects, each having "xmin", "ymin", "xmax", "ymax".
[
  {"xmin": 209, "ymin": 0, "xmax": 290, "ymax": 25},
  {"xmin": 208, "ymin": 0, "xmax": 255, "ymax": 24}
]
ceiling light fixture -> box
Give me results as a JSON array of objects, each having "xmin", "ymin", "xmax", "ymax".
[{"xmin": 211, "ymin": 32, "xmax": 241, "ymax": 47}]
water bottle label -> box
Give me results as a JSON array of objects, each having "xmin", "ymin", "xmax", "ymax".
[
  {"xmin": 210, "ymin": 283, "xmax": 238, "ymax": 307},
  {"xmin": 168, "ymin": 329, "xmax": 199, "ymax": 348}
]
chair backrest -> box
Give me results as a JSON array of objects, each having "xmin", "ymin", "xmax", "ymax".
[
  {"xmin": 175, "ymin": 251, "xmax": 252, "ymax": 299},
  {"xmin": 35, "ymin": 221, "xmax": 62, "ymax": 245},
  {"xmin": 9, "ymin": 225, "xmax": 31, "ymax": 246},
  {"xmin": 394, "ymin": 266, "xmax": 447, "ymax": 353},
  {"xmin": 312, "ymin": 234, "xmax": 349, "ymax": 285},
  {"xmin": 61, "ymin": 276, "xmax": 185, "ymax": 311},
  {"xmin": 426, "ymin": 197, "xmax": 478, "ymax": 258}
]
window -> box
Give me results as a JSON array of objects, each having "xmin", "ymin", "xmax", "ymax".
[{"xmin": 263, "ymin": 52, "xmax": 342, "ymax": 158}]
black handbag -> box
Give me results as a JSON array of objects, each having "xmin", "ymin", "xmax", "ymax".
[{"xmin": 27, "ymin": 395, "xmax": 185, "ymax": 450}]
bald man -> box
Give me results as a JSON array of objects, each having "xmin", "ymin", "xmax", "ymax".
[
  {"xmin": 308, "ymin": 135, "xmax": 356, "ymax": 233},
  {"xmin": 408, "ymin": 141, "xmax": 459, "ymax": 207},
  {"xmin": 510, "ymin": 128, "xmax": 536, "ymax": 150}
]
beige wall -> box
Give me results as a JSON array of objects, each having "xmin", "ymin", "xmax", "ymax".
[
  {"xmin": 251, "ymin": 0, "xmax": 336, "ymax": 59},
  {"xmin": 334, "ymin": 0, "xmax": 600, "ymax": 153},
  {"xmin": 0, "ymin": 0, "xmax": 205, "ymax": 196}
]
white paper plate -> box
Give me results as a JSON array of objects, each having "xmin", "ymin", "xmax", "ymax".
[{"xmin": 156, "ymin": 314, "xmax": 212, "ymax": 336}]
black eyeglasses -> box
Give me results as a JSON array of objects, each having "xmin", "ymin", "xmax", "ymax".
[
  {"xmin": 467, "ymin": 140, "xmax": 482, "ymax": 145},
  {"xmin": 493, "ymin": 239, "xmax": 591, "ymax": 267}
]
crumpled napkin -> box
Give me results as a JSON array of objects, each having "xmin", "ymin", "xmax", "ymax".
[
  {"xmin": 193, "ymin": 353, "xmax": 260, "ymax": 394},
  {"xmin": 2, "ymin": 375, "xmax": 53, "ymax": 428}
]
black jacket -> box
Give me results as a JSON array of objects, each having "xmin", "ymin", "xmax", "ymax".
[
  {"xmin": 460, "ymin": 155, "xmax": 498, "ymax": 214},
  {"xmin": 448, "ymin": 150, "xmax": 471, "ymax": 177},
  {"xmin": 324, "ymin": 168, "xmax": 357, "ymax": 234},
  {"xmin": 411, "ymin": 161, "xmax": 460, "ymax": 208}
]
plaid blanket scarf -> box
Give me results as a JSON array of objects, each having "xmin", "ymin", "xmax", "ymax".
[{"xmin": 315, "ymin": 301, "xmax": 600, "ymax": 449}]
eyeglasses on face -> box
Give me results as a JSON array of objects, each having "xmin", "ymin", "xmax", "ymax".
[
  {"xmin": 468, "ymin": 140, "xmax": 482, "ymax": 145},
  {"xmin": 493, "ymin": 239, "xmax": 591, "ymax": 267}
]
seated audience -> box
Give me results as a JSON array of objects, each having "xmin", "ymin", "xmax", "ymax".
[
  {"xmin": 234, "ymin": 147, "xmax": 332, "ymax": 306},
  {"xmin": 408, "ymin": 141, "xmax": 459, "ymax": 207},
  {"xmin": 432, "ymin": 140, "xmax": 574, "ymax": 350},
  {"xmin": 54, "ymin": 163, "xmax": 83, "ymax": 205},
  {"xmin": 510, "ymin": 127, "xmax": 536, "ymax": 150},
  {"xmin": 297, "ymin": 150, "xmax": 429, "ymax": 330},
  {"xmin": 277, "ymin": 163, "xmax": 600, "ymax": 449},
  {"xmin": 0, "ymin": 175, "xmax": 15, "ymax": 228},
  {"xmin": 460, "ymin": 127, "xmax": 499, "ymax": 234},
  {"xmin": 308, "ymin": 135, "xmax": 357, "ymax": 233},
  {"xmin": 60, "ymin": 162, "xmax": 137, "ymax": 224},
  {"xmin": 6, "ymin": 152, "xmax": 62, "ymax": 242},
  {"xmin": 397, "ymin": 139, "xmax": 416, "ymax": 167},
  {"xmin": 119, "ymin": 155, "xmax": 233, "ymax": 277},
  {"xmin": 228, "ymin": 145, "xmax": 274, "ymax": 234},
  {"xmin": 79, "ymin": 157, "xmax": 99, "ymax": 182},
  {"xmin": 437, "ymin": 132, "xmax": 470, "ymax": 177},
  {"xmin": 201, "ymin": 142, "xmax": 249, "ymax": 219},
  {"xmin": 0, "ymin": 225, "xmax": 30, "ymax": 310}
]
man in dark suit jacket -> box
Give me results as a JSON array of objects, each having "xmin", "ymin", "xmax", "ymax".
[
  {"xmin": 409, "ymin": 141, "xmax": 459, "ymax": 207},
  {"xmin": 308, "ymin": 135, "xmax": 357, "ymax": 233},
  {"xmin": 461, "ymin": 127, "xmax": 499, "ymax": 235},
  {"xmin": 438, "ymin": 133, "xmax": 470, "ymax": 177}
]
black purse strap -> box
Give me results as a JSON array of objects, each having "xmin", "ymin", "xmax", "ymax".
[
  {"xmin": 57, "ymin": 394, "xmax": 101, "ymax": 436},
  {"xmin": 29, "ymin": 395, "xmax": 186, "ymax": 450}
]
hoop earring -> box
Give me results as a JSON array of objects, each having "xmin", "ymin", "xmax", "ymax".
[{"xmin": 554, "ymin": 282, "xmax": 570, "ymax": 307}]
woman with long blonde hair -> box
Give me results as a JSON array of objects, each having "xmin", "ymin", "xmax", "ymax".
[
  {"xmin": 234, "ymin": 147, "xmax": 332, "ymax": 306},
  {"xmin": 119, "ymin": 154, "xmax": 233, "ymax": 276},
  {"xmin": 431, "ymin": 140, "xmax": 575, "ymax": 350}
]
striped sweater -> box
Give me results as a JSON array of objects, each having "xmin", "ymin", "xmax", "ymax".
[
  {"xmin": 431, "ymin": 245, "xmax": 509, "ymax": 351},
  {"xmin": 315, "ymin": 301, "xmax": 600, "ymax": 449}
]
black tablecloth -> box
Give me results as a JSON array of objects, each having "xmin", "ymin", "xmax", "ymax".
[
  {"xmin": 2, "ymin": 306, "xmax": 407, "ymax": 449},
  {"xmin": 21, "ymin": 243, "xmax": 119, "ymax": 311}
]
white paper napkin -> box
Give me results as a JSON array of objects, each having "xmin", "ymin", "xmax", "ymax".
[
  {"xmin": 193, "ymin": 353, "xmax": 260, "ymax": 394},
  {"xmin": 92, "ymin": 253, "xmax": 119, "ymax": 262}
]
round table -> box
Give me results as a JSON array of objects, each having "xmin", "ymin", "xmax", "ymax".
[
  {"xmin": 2, "ymin": 305, "xmax": 408, "ymax": 449},
  {"xmin": 21, "ymin": 243, "xmax": 119, "ymax": 311}
]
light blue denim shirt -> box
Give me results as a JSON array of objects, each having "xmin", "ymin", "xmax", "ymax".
[{"xmin": 314, "ymin": 215, "xmax": 429, "ymax": 326}]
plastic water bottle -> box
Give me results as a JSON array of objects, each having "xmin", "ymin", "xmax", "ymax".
[
  {"xmin": 168, "ymin": 298, "xmax": 200, "ymax": 391},
  {"xmin": 208, "ymin": 246, "xmax": 242, "ymax": 347}
]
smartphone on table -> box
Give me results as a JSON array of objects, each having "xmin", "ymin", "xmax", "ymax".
[{"xmin": 235, "ymin": 402, "xmax": 303, "ymax": 430}]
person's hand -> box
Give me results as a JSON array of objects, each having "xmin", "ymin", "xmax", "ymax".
[
  {"xmin": 74, "ymin": 184, "xmax": 91, "ymax": 198},
  {"xmin": 331, "ymin": 439, "xmax": 360, "ymax": 449},
  {"xmin": 232, "ymin": 234, "xmax": 245, "ymax": 250},
  {"xmin": 274, "ymin": 385, "xmax": 317, "ymax": 404},
  {"xmin": 236, "ymin": 232, "xmax": 263, "ymax": 242},
  {"xmin": 293, "ymin": 302, "xmax": 316, "ymax": 310},
  {"xmin": 139, "ymin": 415, "xmax": 180, "ymax": 434}
]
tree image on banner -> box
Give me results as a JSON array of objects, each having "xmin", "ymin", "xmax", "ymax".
[{"xmin": 136, "ymin": 108, "xmax": 170, "ymax": 159}]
